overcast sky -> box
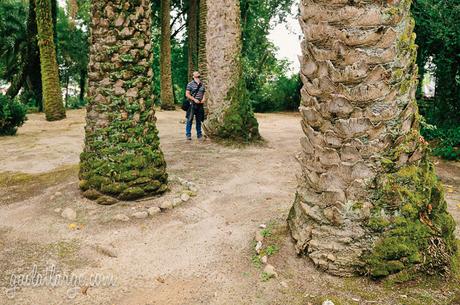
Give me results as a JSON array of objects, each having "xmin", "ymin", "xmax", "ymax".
[{"xmin": 268, "ymin": 2, "xmax": 302, "ymax": 75}]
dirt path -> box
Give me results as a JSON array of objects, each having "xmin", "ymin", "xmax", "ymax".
[{"xmin": 0, "ymin": 109, "xmax": 459, "ymax": 305}]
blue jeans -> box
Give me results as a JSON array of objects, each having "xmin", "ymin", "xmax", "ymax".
[{"xmin": 186, "ymin": 114, "xmax": 202, "ymax": 138}]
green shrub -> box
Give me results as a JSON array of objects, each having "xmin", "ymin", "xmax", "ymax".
[
  {"xmin": 66, "ymin": 96, "xmax": 87, "ymax": 109},
  {"xmin": 0, "ymin": 94, "xmax": 27, "ymax": 136},
  {"xmin": 421, "ymin": 120, "xmax": 460, "ymax": 160}
]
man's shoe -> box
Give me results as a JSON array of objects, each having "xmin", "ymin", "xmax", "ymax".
[
  {"xmin": 197, "ymin": 136, "xmax": 203, "ymax": 141},
  {"xmin": 186, "ymin": 136, "xmax": 192, "ymax": 141}
]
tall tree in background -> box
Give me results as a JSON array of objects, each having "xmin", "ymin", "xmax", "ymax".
[
  {"xmin": 80, "ymin": 0, "xmax": 168, "ymax": 203},
  {"xmin": 26, "ymin": 0, "xmax": 43, "ymax": 111},
  {"xmin": 203, "ymin": 0, "xmax": 259, "ymax": 142},
  {"xmin": 35, "ymin": 0, "xmax": 65, "ymax": 120},
  {"xmin": 159, "ymin": 0, "xmax": 175, "ymax": 110},
  {"xmin": 187, "ymin": 0, "xmax": 198, "ymax": 79},
  {"xmin": 197, "ymin": 0, "xmax": 207, "ymax": 84},
  {"xmin": 288, "ymin": 0, "xmax": 456, "ymax": 277}
]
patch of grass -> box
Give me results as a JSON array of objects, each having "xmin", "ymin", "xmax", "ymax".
[
  {"xmin": 265, "ymin": 245, "xmax": 279, "ymax": 256},
  {"xmin": 260, "ymin": 272, "xmax": 271, "ymax": 282},
  {"xmin": 252, "ymin": 254, "xmax": 262, "ymax": 269},
  {"xmin": 0, "ymin": 164, "xmax": 79, "ymax": 205}
]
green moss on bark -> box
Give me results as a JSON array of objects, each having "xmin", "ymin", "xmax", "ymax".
[{"xmin": 364, "ymin": 141, "xmax": 456, "ymax": 278}]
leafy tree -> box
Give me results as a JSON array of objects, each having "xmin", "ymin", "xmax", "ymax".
[
  {"xmin": 240, "ymin": 0, "xmax": 298, "ymax": 112},
  {"xmin": 413, "ymin": 0, "xmax": 460, "ymax": 159}
]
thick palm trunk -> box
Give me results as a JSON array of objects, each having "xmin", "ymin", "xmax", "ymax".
[
  {"xmin": 288, "ymin": 0, "xmax": 456, "ymax": 277},
  {"xmin": 197, "ymin": 0, "xmax": 207, "ymax": 84},
  {"xmin": 202, "ymin": 0, "xmax": 259, "ymax": 142},
  {"xmin": 160, "ymin": 0, "xmax": 175, "ymax": 110},
  {"xmin": 79, "ymin": 0, "xmax": 168, "ymax": 203},
  {"xmin": 35, "ymin": 0, "xmax": 65, "ymax": 121},
  {"xmin": 187, "ymin": 0, "xmax": 199, "ymax": 79}
]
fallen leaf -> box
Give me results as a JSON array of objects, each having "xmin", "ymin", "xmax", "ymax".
[{"xmin": 81, "ymin": 285, "xmax": 89, "ymax": 295}]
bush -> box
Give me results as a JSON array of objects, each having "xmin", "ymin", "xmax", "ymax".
[
  {"xmin": 250, "ymin": 74, "xmax": 301, "ymax": 113},
  {"xmin": 66, "ymin": 96, "xmax": 87, "ymax": 109},
  {"xmin": 0, "ymin": 94, "xmax": 27, "ymax": 136},
  {"xmin": 421, "ymin": 120, "xmax": 460, "ymax": 160}
]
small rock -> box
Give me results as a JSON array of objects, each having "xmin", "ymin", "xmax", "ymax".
[
  {"xmin": 255, "ymin": 231, "xmax": 264, "ymax": 242},
  {"xmin": 54, "ymin": 208, "xmax": 62, "ymax": 213},
  {"xmin": 261, "ymin": 255, "xmax": 268, "ymax": 264},
  {"xmin": 132, "ymin": 211, "xmax": 148, "ymax": 219},
  {"xmin": 172, "ymin": 197, "xmax": 182, "ymax": 207},
  {"xmin": 96, "ymin": 196, "xmax": 118, "ymax": 206},
  {"xmin": 113, "ymin": 214, "xmax": 130, "ymax": 222},
  {"xmin": 55, "ymin": 191, "xmax": 62, "ymax": 197},
  {"xmin": 156, "ymin": 276, "xmax": 165, "ymax": 283},
  {"xmin": 160, "ymin": 201, "xmax": 173, "ymax": 210},
  {"xmin": 50, "ymin": 195, "xmax": 56, "ymax": 201},
  {"xmin": 61, "ymin": 208, "xmax": 77, "ymax": 221},
  {"xmin": 255, "ymin": 241, "xmax": 263, "ymax": 254},
  {"xmin": 188, "ymin": 186, "xmax": 198, "ymax": 193},
  {"xmin": 180, "ymin": 193, "xmax": 190, "ymax": 202},
  {"xmin": 263, "ymin": 264, "xmax": 277, "ymax": 278},
  {"xmin": 148, "ymin": 207, "xmax": 161, "ymax": 216},
  {"xmin": 322, "ymin": 300, "xmax": 335, "ymax": 305},
  {"xmin": 259, "ymin": 224, "xmax": 267, "ymax": 229},
  {"xmin": 280, "ymin": 281, "xmax": 288, "ymax": 288}
]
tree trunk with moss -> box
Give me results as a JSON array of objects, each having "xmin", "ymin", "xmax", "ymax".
[
  {"xmin": 79, "ymin": 0, "xmax": 168, "ymax": 204},
  {"xmin": 35, "ymin": 0, "xmax": 65, "ymax": 121},
  {"xmin": 159, "ymin": 0, "xmax": 175, "ymax": 110},
  {"xmin": 202, "ymin": 0, "xmax": 259, "ymax": 142},
  {"xmin": 288, "ymin": 0, "xmax": 456, "ymax": 278},
  {"xmin": 187, "ymin": 0, "xmax": 199, "ymax": 79}
]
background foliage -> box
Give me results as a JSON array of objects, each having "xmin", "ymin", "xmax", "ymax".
[{"xmin": 413, "ymin": 0, "xmax": 460, "ymax": 159}]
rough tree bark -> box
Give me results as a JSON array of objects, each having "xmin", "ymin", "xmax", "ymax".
[
  {"xmin": 288, "ymin": 0, "xmax": 456, "ymax": 277},
  {"xmin": 197, "ymin": 0, "xmax": 207, "ymax": 84},
  {"xmin": 35, "ymin": 0, "xmax": 65, "ymax": 121},
  {"xmin": 202, "ymin": 0, "xmax": 259, "ymax": 142},
  {"xmin": 187, "ymin": 0, "xmax": 199, "ymax": 79},
  {"xmin": 79, "ymin": 0, "xmax": 168, "ymax": 204},
  {"xmin": 159, "ymin": 0, "xmax": 175, "ymax": 110}
]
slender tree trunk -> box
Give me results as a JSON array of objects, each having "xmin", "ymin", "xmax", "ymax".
[
  {"xmin": 79, "ymin": 68, "xmax": 86, "ymax": 102},
  {"xmin": 79, "ymin": 0, "xmax": 168, "ymax": 203},
  {"xmin": 35, "ymin": 0, "xmax": 66, "ymax": 121},
  {"xmin": 28, "ymin": 0, "xmax": 43, "ymax": 111},
  {"xmin": 288, "ymin": 0, "xmax": 456, "ymax": 277},
  {"xmin": 160, "ymin": 0, "xmax": 175, "ymax": 110},
  {"xmin": 187, "ymin": 0, "xmax": 199, "ymax": 79},
  {"xmin": 203, "ymin": 0, "xmax": 259, "ymax": 142}
]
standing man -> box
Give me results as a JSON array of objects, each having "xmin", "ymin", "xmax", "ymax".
[{"xmin": 185, "ymin": 71, "xmax": 206, "ymax": 140}]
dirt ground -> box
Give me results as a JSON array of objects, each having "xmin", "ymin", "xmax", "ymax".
[{"xmin": 0, "ymin": 109, "xmax": 459, "ymax": 305}]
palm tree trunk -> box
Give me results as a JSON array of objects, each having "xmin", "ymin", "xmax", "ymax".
[
  {"xmin": 202, "ymin": 0, "xmax": 259, "ymax": 142},
  {"xmin": 79, "ymin": 0, "xmax": 168, "ymax": 203},
  {"xmin": 288, "ymin": 0, "xmax": 456, "ymax": 277},
  {"xmin": 197, "ymin": 0, "xmax": 207, "ymax": 84},
  {"xmin": 160, "ymin": 0, "xmax": 175, "ymax": 110},
  {"xmin": 187, "ymin": 0, "xmax": 199, "ymax": 79},
  {"xmin": 35, "ymin": 0, "xmax": 65, "ymax": 121}
]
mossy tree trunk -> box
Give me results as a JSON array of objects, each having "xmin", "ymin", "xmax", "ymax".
[
  {"xmin": 202, "ymin": 0, "xmax": 259, "ymax": 142},
  {"xmin": 35, "ymin": 0, "xmax": 66, "ymax": 121},
  {"xmin": 79, "ymin": 0, "xmax": 168, "ymax": 204},
  {"xmin": 159, "ymin": 0, "xmax": 175, "ymax": 110},
  {"xmin": 187, "ymin": 0, "xmax": 199, "ymax": 79},
  {"xmin": 288, "ymin": 0, "xmax": 456, "ymax": 277}
]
